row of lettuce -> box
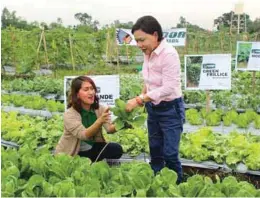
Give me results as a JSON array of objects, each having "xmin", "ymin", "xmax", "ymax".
[
  {"xmin": 2, "ymin": 111, "xmax": 260, "ymax": 171},
  {"xmin": 2, "ymin": 145, "xmax": 260, "ymax": 197},
  {"xmin": 2, "ymin": 93, "xmax": 260, "ymax": 129},
  {"xmin": 2, "ymin": 71, "xmax": 260, "ymax": 110}
]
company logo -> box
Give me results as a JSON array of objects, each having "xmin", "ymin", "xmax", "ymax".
[
  {"xmin": 203, "ymin": 63, "xmax": 216, "ymax": 69},
  {"xmin": 116, "ymin": 29, "xmax": 132, "ymax": 44},
  {"xmin": 163, "ymin": 31, "xmax": 186, "ymax": 38},
  {"xmin": 96, "ymin": 87, "xmax": 101, "ymax": 93},
  {"xmin": 251, "ymin": 49, "xmax": 260, "ymax": 54}
]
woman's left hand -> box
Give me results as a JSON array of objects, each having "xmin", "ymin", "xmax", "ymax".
[{"xmin": 126, "ymin": 98, "xmax": 139, "ymax": 112}]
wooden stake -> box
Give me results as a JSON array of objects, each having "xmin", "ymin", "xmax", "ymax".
[
  {"xmin": 42, "ymin": 29, "xmax": 50, "ymax": 68},
  {"xmin": 105, "ymin": 30, "xmax": 109, "ymax": 63},
  {"xmin": 185, "ymin": 35, "xmax": 188, "ymax": 54},
  {"xmin": 126, "ymin": 44, "xmax": 129, "ymax": 65},
  {"xmin": 206, "ymin": 90, "xmax": 211, "ymax": 113},
  {"xmin": 36, "ymin": 31, "xmax": 44, "ymax": 70},
  {"xmin": 116, "ymin": 44, "xmax": 119, "ymax": 72},
  {"xmin": 69, "ymin": 34, "xmax": 75, "ymax": 71},
  {"xmin": 229, "ymin": 32, "xmax": 233, "ymax": 54},
  {"xmin": 252, "ymin": 71, "xmax": 256, "ymax": 94},
  {"xmin": 10, "ymin": 30, "xmax": 17, "ymax": 72}
]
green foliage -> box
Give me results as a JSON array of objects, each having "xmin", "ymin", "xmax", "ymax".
[
  {"xmin": 1, "ymin": 145, "xmax": 260, "ymax": 197},
  {"xmin": 2, "ymin": 93, "xmax": 64, "ymax": 112},
  {"xmin": 205, "ymin": 111, "xmax": 222, "ymax": 126},
  {"xmin": 238, "ymin": 43, "xmax": 252, "ymax": 62},
  {"xmin": 119, "ymin": 74, "xmax": 143, "ymax": 101},
  {"xmin": 186, "ymin": 61, "xmax": 201, "ymax": 87},
  {"xmin": 105, "ymin": 127, "xmax": 149, "ymax": 157},
  {"xmin": 1, "ymin": 112, "xmax": 63, "ymax": 149},
  {"xmin": 110, "ymin": 99, "xmax": 146, "ymax": 131},
  {"xmin": 186, "ymin": 108, "xmax": 203, "ymax": 125}
]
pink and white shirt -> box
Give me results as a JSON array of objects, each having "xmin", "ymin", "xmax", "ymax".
[{"xmin": 142, "ymin": 39, "xmax": 182, "ymax": 105}]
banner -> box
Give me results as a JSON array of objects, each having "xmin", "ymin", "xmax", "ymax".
[
  {"xmin": 185, "ymin": 54, "xmax": 232, "ymax": 90},
  {"xmin": 236, "ymin": 41, "xmax": 260, "ymax": 71},
  {"xmin": 116, "ymin": 28, "xmax": 186, "ymax": 46},
  {"xmin": 116, "ymin": 28, "xmax": 137, "ymax": 46},
  {"xmin": 163, "ymin": 28, "xmax": 186, "ymax": 46},
  {"xmin": 64, "ymin": 75, "xmax": 120, "ymax": 109}
]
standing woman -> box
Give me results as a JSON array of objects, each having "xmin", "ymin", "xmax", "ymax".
[
  {"xmin": 126, "ymin": 16, "xmax": 185, "ymax": 184},
  {"xmin": 55, "ymin": 76, "xmax": 123, "ymax": 162}
]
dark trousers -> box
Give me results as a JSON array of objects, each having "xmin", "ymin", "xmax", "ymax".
[
  {"xmin": 145, "ymin": 97, "xmax": 185, "ymax": 184},
  {"xmin": 78, "ymin": 142, "xmax": 123, "ymax": 162}
]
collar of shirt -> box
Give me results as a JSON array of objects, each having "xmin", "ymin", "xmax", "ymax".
[
  {"xmin": 80, "ymin": 108, "xmax": 97, "ymax": 128},
  {"xmin": 153, "ymin": 39, "xmax": 166, "ymax": 56},
  {"xmin": 144, "ymin": 39, "xmax": 166, "ymax": 61}
]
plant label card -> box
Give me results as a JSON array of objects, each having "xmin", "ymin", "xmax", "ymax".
[
  {"xmin": 64, "ymin": 75, "xmax": 120, "ymax": 109},
  {"xmin": 116, "ymin": 28, "xmax": 186, "ymax": 46},
  {"xmin": 236, "ymin": 41, "xmax": 260, "ymax": 71},
  {"xmin": 185, "ymin": 54, "xmax": 231, "ymax": 90}
]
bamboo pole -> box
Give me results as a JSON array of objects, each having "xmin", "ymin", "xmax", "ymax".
[
  {"xmin": 206, "ymin": 90, "xmax": 211, "ymax": 113},
  {"xmin": 105, "ymin": 30, "xmax": 110, "ymax": 63},
  {"xmin": 116, "ymin": 44, "xmax": 119, "ymax": 72},
  {"xmin": 185, "ymin": 35, "xmax": 188, "ymax": 54},
  {"xmin": 42, "ymin": 29, "xmax": 50, "ymax": 68},
  {"xmin": 36, "ymin": 31, "xmax": 44, "ymax": 70},
  {"xmin": 196, "ymin": 36, "xmax": 199, "ymax": 53},
  {"xmin": 126, "ymin": 44, "xmax": 129, "ymax": 65},
  {"xmin": 220, "ymin": 33, "xmax": 224, "ymax": 51},
  {"xmin": 69, "ymin": 34, "xmax": 75, "ymax": 71},
  {"xmin": 229, "ymin": 32, "xmax": 233, "ymax": 54},
  {"xmin": 252, "ymin": 71, "xmax": 256, "ymax": 94},
  {"xmin": 10, "ymin": 30, "xmax": 17, "ymax": 73}
]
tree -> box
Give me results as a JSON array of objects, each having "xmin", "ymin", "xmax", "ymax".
[
  {"xmin": 113, "ymin": 20, "xmax": 134, "ymax": 29},
  {"xmin": 1, "ymin": 7, "xmax": 38, "ymax": 30},
  {"xmin": 1, "ymin": 7, "xmax": 19, "ymax": 29},
  {"xmin": 176, "ymin": 16, "xmax": 206, "ymax": 32},
  {"xmin": 248, "ymin": 17, "xmax": 260, "ymax": 34},
  {"xmin": 74, "ymin": 12, "xmax": 99, "ymax": 32},
  {"xmin": 49, "ymin": 17, "xmax": 64, "ymax": 29}
]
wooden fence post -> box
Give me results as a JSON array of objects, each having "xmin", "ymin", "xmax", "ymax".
[
  {"xmin": 69, "ymin": 34, "xmax": 75, "ymax": 71},
  {"xmin": 42, "ymin": 29, "xmax": 50, "ymax": 68}
]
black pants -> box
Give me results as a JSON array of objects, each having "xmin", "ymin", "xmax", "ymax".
[{"xmin": 78, "ymin": 142, "xmax": 123, "ymax": 162}]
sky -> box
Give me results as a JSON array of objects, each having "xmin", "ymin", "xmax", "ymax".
[{"xmin": 1, "ymin": 0, "xmax": 260, "ymax": 30}]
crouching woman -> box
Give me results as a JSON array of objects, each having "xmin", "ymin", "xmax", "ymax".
[{"xmin": 55, "ymin": 76, "xmax": 123, "ymax": 162}]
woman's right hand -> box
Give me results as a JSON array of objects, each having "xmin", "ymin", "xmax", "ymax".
[{"xmin": 97, "ymin": 107, "xmax": 111, "ymax": 124}]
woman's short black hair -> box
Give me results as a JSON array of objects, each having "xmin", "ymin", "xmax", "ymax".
[{"xmin": 131, "ymin": 15, "xmax": 163, "ymax": 41}]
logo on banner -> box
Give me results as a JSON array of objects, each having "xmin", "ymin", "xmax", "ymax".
[
  {"xmin": 116, "ymin": 29, "xmax": 132, "ymax": 44},
  {"xmin": 203, "ymin": 63, "xmax": 216, "ymax": 69},
  {"xmin": 251, "ymin": 49, "xmax": 260, "ymax": 58},
  {"xmin": 163, "ymin": 31, "xmax": 186, "ymax": 44},
  {"xmin": 202, "ymin": 62, "xmax": 228, "ymax": 77},
  {"xmin": 96, "ymin": 87, "xmax": 101, "ymax": 93},
  {"xmin": 97, "ymin": 87, "xmax": 113, "ymax": 100}
]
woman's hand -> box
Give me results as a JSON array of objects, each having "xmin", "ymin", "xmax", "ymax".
[
  {"xmin": 125, "ymin": 98, "xmax": 139, "ymax": 112},
  {"xmin": 97, "ymin": 107, "xmax": 111, "ymax": 124}
]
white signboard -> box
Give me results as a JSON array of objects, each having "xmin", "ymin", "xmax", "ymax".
[
  {"xmin": 185, "ymin": 54, "xmax": 232, "ymax": 90},
  {"xmin": 116, "ymin": 28, "xmax": 186, "ymax": 46},
  {"xmin": 236, "ymin": 41, "xmax": 260, "ymax": 71},
  {"xmin": 64, "ymin": 75, "xmax": 120, "ymax": 109},
  {"xmin": 163, "ymin": 28, "xmax": 186, "ymax": 46}
]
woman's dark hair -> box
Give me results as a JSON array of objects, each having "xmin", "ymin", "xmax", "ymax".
[
  {"xmin": 131, "ymin": 15, "xmax": 163, "ymax": 42},
  {"xmin": 67, "ymin": 76, "xmax": 99, "ymax": 112}
]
